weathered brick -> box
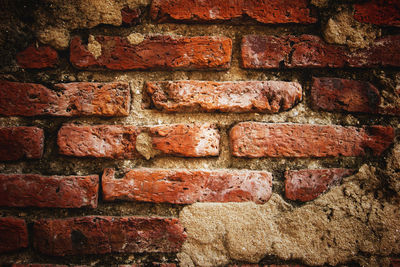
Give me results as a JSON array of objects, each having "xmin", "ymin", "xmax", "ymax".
[
  {"xmin": 57, "ymin": 123, "xmax": 219, "ymax": 159},
  {"xmin": 311, "ymin": 77, "xmax": 382, "ymax": 114},
  {"xmin": 312, "ymin": 77, "xmax": 400, "ymax": 116},
  {"xmin": 392, "ymin": 259, "xmax": 400, "ymax": 267},
  {"xmin": 229, "ymin": 265, "xmax": 306, "ymax": 267},
  {"xmin": 33, "ymin": 216, "xmax": 186, "ymax": 256},
  {"xmin": 118, "ymin": 264, "xmax": 176, "ymax": 267},
  {"xmin": 242, "ymin": 35, "xmax": 400, "ymax": 69},
  {"xmin": 121, "ymin": 6, "xmax": 141, "ymax": 25},
  {"xmin": 0, "ymin": 217, "xmax": 28, "ymax": 253},
  {"xmin": 354, "ymin": 0, "xmax": 400, "ymax": 27},
  {"xmin": 70, "ymin": 35, "xmax": 232, "ymax": 70},
  {"xmin": 145, "ymin": 80, "xmax": 302, "ymax": 113},
  {"xmin": 285, "ymin": 169, "xmax": 355, "ymax": 202},
  {"xmin": 16, "ymin": 43, "xmax": 58, "ymax": 69},
  {"xmin": 0, "ymin": 174, "xmax": 99, "ymax": 208},
  {"xmin": 150, "ymin": 0, "xmax": 316, "ymax": 24},
  {"xmin": 102, "ymin": 168, "xmax": 272, "ymax": 204},
  {"xmin": 0, "ymin": 80, "xmax": 130, "ymax": 117},
  {"xmin": 230, "ymin": 122, "xmax": 394, "ymax": 158},
  {"xmin": 149, "ymin": 123, "xmax": 220, "ymax": 157},
  {"xmin": 58, "ymin": 125, "xmax": 140, "ymax": 159},
  {"xmin": 0, "ymin": 127, "xmax": 44, "ymax": 161}
]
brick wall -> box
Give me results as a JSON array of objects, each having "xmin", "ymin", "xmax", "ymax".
[{"xmin": 0, "ymin": 0, "xmax": 399, "ymax": 266}]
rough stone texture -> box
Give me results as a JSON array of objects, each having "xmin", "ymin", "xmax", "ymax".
[
  {"xmin": 323, "ymin": 9, "xmax": 381, "ymax": 49},
  {"xmin": 241, "ymin": 34, "xmax": 400, "ymax": 68},
  {"xmin": 178, "ymin": 165, "xmax": 400, "ymax": 266},
  {"xmin": 35, "ymin": 0, "xmax": 147, "ymax": 50},
  {"xmin": 33, "ymin": 216, "xmax": 186, "ymax": 256},
  {"xmin": 58, "ymin": 123, "xmax": 220, "ymax": 159},
  {"xmin": 0, "ymin": 174, "xmax": 99, "ymax": 208},
  {"xmin": 70, "ymin": 35, "xmax": 232, "ymax": 70},
  {"xmin": 310, "ymin": 0, "xmax": 328, "ymax": 8},
  {"xmin": 354, "ymin": 0, "xmax": 400, "ymax": 27},
  {"xmin": 149, "ymin": 123, "xmax": 220, "ymax": 157},
  {"xmin": 102, "ymin": 168, "xmax": 272, "ymax": 204},
  {"xmin": 311, "ymin": 77, "xmax": 393, "ymax": 114},
  {"xmin": 145, "ymin": 81, "xmax": 302, "ymax": 113},
  {"xmin": 36, "ymin": 27, "xmax": 71, "ymax": 51},
  {"xmin": 230, "ymin": 122, "xmax": 394, "ymax": 158},
  {"xmin": 150, "ymin": 0, "xmax": 317, "ymax": 24},
  {"xmin": 0, "ymin": 81, "xmax": 130, "ymax": 117},
  {"xmin": 0, "ymin": 217, "xmax": 28, "ymax": 253},
  {"xmin": 16, "ymin": 43, "xmax": 59, "ymax": 69},
  {"xmin": 0, "ymin": 127, "xmax": 44, "ymax": 161},
  {"xmin": 285, "ymin": 168, "xmax": 355, "ymax": 202}
]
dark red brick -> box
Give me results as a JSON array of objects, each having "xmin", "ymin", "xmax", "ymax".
[
  {"xmin": 0, "ymin": 217, "xmax": 28, "ymax": 253},
  {"xmin": 16, "ymin": 43, "xmax": 58, "ymax": 69},
  {"xmin": 230, "ymin": 122, "xmax": 394, "ymax": 158},
  {"xmin": 312, "ymin": 77, "xmax": 400, "ymax": 116},
  {"xmin": 102, "ymin": 168, "xmax": 272, "ymax": 204},
  {"xmin": 150, "ymin": 0, "xmax": 316, "ymax": 24},
  {"xmin": 242, "ymin": 35, "xmax": 400, "ymax": 69},
  {"xmin": 285, "ymin": 169, "xmax": 355, "ymax": 201},
  {"xmin": 33, "ymin": 216, "xmax": 186, "ymax": 256},
  {"xmin": 0, "ymin": 174, "xmax": 99, "ymax": 208},
  {"xmin": 70, "ymin": 35, "xmax": 232, "ymax": 70},
  {"xmin": 391, "ymin": 259, "xmax": 400, "ymax": 267},
  {"xmin": 121, "ymin": 6, "xmax": 141, "ymax": 25},
  {"xmin": 0, "ymin": 127, "xmax": 44, "ymax": 161},
  {"xmin": 0, "ymin": 80, "xmax": 130, "ymax": 117},
  {"xmin": 311, "ymin": 77, "xmax": 381, "ymax": 113},
  {"xmin": 57, "ymin": 123, "xmax": 219, "ymax": 159},
  {"xmin": 145, "ymin": 80, "xmax": 302, "ymax": 113},
  {"xmin": 354, "ymin": 0, "xmax": 400, "ymax": 27}
]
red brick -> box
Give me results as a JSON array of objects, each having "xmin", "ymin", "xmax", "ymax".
[
  {"xmin": 16, "ymin": 43, "xmax": 58, "ymax": 69},
  {"xmin": 118, "ymin": 264, "xmax": 176, "ymax": 267},
  {"xmin": 145, "ymin": 80, "xmax": 302, "ymax": 113},
  {"xmin": 57, "ymin": 125, "xmax": 140, "ymax": 159},
  {"xmin": 354, "ymin": 0, "xmax": 400, "ymax": 27},
  {"xmin": 121, "ymin": 6, "xmax": 141, "ymax": 25},
  {"xmin": 0, "ymin": 217, "xmax": 28, "ymax": 253},
  {"xmin": 241, "ymin": 35, "xmax": 400, "ymax": 69},
  {"xmin": 391, "ymin": 259, "xmax": 400, "ymax": 267},
  {"xmin": 102, "ymin": 168, "xmax": 272, "ymax": 204},
  {"xmin": 57, "ymin": 123, "xmax": 219, "ymax": 159},
  {"xmin": 149, "ymin": 123, "xmax": 220, "ymax": 157},
  {"xmin": 0, "ymin": 80, "xmax": 130, "ymax": 117},
  {"xmin": 312, "ymin": 77, "xmax": 400, "ymax": 116},
  {"xmin": 70, "ymin": 35, "xmax": 232, "ymax": 70},
  {"xmin": 0, "ymin": 127, "xmax": 44, "ymax": 161},
  {"xmin": 229, "ymin": 265, "xmax": 306, "ymax": 267},
  {"xmin": 230, "ymin": 122, "xmax": 394, "ymax": 158},
  {"xmin": 33, "ymin": 216, "xmax": 186, "ymax": 256},
  {"xmin": 311, "ymin": 77, "xmax": 380, "ymax": 113},
  {"xmin": 0, "ymin": 174, "xmax": 99, "ymax": 208},
  {"xmin": 285, "ymin": 169, "xmax": 355, "ymax": 202},
  {"xmin": 150, "ymin": 0, "xmax": 316, "ymax": 24}
]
